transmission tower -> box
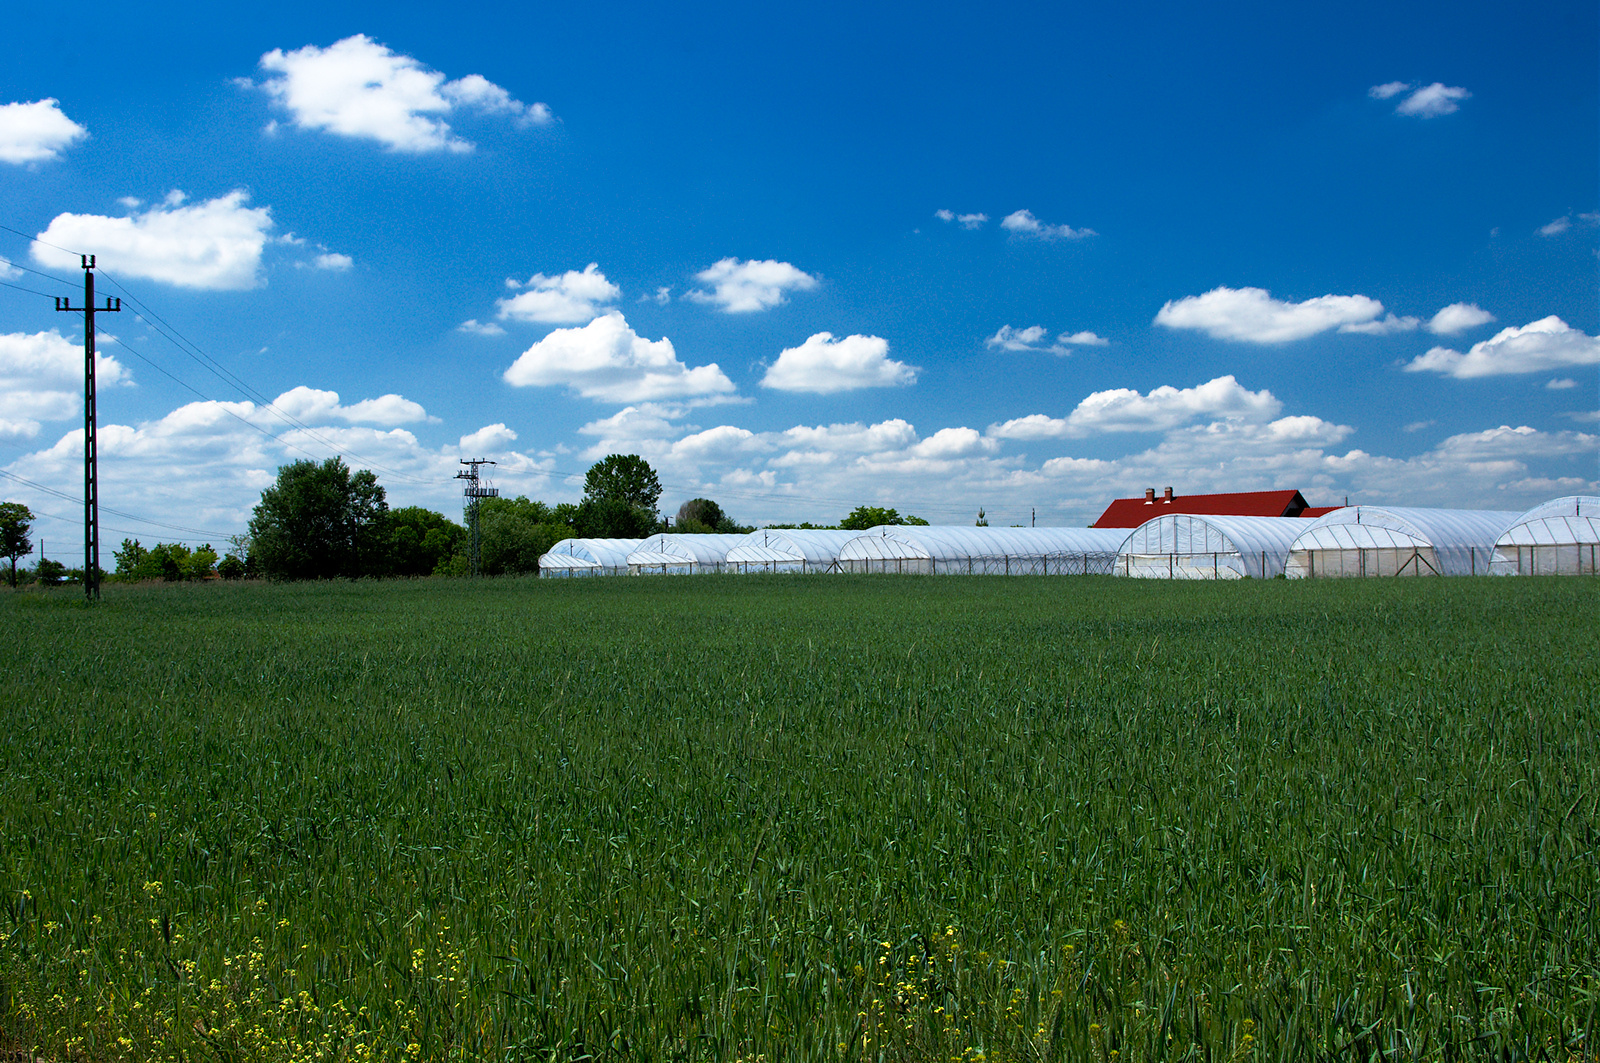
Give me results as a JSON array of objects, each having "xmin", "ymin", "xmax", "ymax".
[
  {"xmin": 55, "ymin": 256, "xmax": 120, "ymax": 602},
  {"xmin": 456, "ymin": 459, "xmax": 498, "ymax": 577}
]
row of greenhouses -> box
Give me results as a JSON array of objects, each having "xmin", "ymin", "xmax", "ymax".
[{"xmin": 537, "ymin": 495, "xmax": 1599, "ymax": 579}]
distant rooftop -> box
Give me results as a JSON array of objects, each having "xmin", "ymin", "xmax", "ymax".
[{"xmin": 1092, "ymin": 487, "xmax": 1330, "ymax": 528}]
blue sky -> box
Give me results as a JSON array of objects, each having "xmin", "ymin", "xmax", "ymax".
[{"xmin": 1, "ymin": 0, "xmax": 1595, "ymax": 546}]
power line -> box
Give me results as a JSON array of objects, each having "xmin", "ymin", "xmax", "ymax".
[
  {"xmin": 0, "ymin": 468, "xmax": 237, "ymax": 538},
  {"xmin": 0, "ymin": 278, "xmax": 68, "ymax": 300}
]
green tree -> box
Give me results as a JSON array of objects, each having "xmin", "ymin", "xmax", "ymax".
[
  {"xmin": 187, "ymin": 544, "xmax": 219, "ymax": 579},
  {"xmin": 840, "ymin": 505, "xmax": 929, "ymax": 531},
  {"xmin": 217, "ymin": 553, "xmax": 247, "ymax": 579},
  {"xmin": 676, "ymin": 498, "xmax": 724, "ymax": 530},
  {"xmin": 475, "ymin": 497, "xmax": 566, "ymax": 575},
  {"xmin": 573, "ymin": 496, "xmax": 661, "ymax": 539},
  {"xmin": 35, "ymin": 557, "xmax": 67, "ymax": 586},
  {"xmin": 2, "ymin": 502, "xmax": 35, "ymax": 587},
  {"xmin": 583, "ymin": 455, "xmax": 662, "ymax": 512},
  {"xmin": 247, "ymin": 457, "xmax": 389, "ymax": 580},
  {"xmin": 388, "ymin": 507, "xmax": 465, "ymax": 577},
  {"xmin": 113, "ymin": 538, "xmax": 148, "ymax": 580}
]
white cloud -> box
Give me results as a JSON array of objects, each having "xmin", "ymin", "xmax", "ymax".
[
  {"xmin": 686, "ymin": 258, "xmax": 818, "ymax": 313},
  {"xmin": 1426, "ymin": 302, "xmax": 1495, "ymax": 335},
  {"xmin": 936, "ymin": 209, "xmax": 988, "ymax": 229},
  {"xmin": 1154, "ymin": 286, "xmax": 1385, "ymax": 343},
  {"xmin": 33, "ymin": 191, "xmax": 275, "ymax": 290},
  {"xmin": 496, "ymin": 264, "xmax": 620, "ymax": 324},
  {"xmin": 459, "ymin": 423, "xmax": 518, "ymax": 453},
  {"xmin": 1059, "ymin": 331, "xmax": 1109, "ymax": 347},
  {"xmin": 1403, "ymin": 420, "xmax": 1437, "ymax": 433},
  {"xmin": 1000, "ymin": 209, "xmax": 1095, "ymax": 241},
  {"xmin": 0, "ymin": 257, "xmax": 20, "ymax": 280},
  {"xmin": 641, "ymin": 286, "xmax": 671, "ymax": 306},
  {"xmin": 311, "ymin": 252, "xmax": 352, "ymax": 271},
  {"xmin": 1339, "ymin": 313, "xmax": 1420, "ymax": 335},
  {"xmin": 0, "ymin": 98, "xmax": 88, "ymax": 164},
  {"xmin": 457, "ymin": 319, "xmax": 506, "ymax": 337},
  {"xmin": 986, "ymin": 325, "xmax": 1052, "ymax": 352},
  {"xmin": 989, "ymin": 375, "xmax": 1282, "ymax": 439},
  {"xmin": 1395, "ymin": 82, "xmax": 1470, "ymax": 117},
  {"xmin": 761, "ymin": 333, "xmax": 917, "ymax": 393},
  {"xmin": 0, "ymin": 329, "xmax": 130, "ymax": 438},
  {"xmin": 578, "ymin": 405, "xmax": 681, "ymax": 441},
  {"xmin": 1405, "ymin": 316, "xmax": 1600, "ymax": 378},
  {"xmin": 255, "ymin": 34, "xmax": 551, "ymax": 154},
  {"xmin": 503, "ymin": 311, "xmax": 736, "ymax": 403},
  {"xmin": 272, "ymin": 386, "xmax": 433, "ymax": 426},
  {"xmin": 1368, "ymin": 81, "xmax": 1410, "ymax": 100},
  {"xmin": 1546, "ymin": 378, "xmax": 1577, "ymax": 390},
  {"xmin": 1538, "ymin": 212, "xmax": 1599, "ymax": 237}
]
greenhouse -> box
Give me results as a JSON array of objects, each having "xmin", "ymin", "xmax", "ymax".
[
  {"xmin": 836, "ymin": 526, "xmax": 1128, "ymax": 575},
  {"xmin": 1284, "ymin": 506, "xmax": 1517, "ymax": 578},
  {"xmin": 537, "ymin": 538, "xmax": 642, "ymax": 577},
  {"xmin": 626, "ymin": 533, "xmax": 747, "ymax": 575},
  {"xmin": 1116, "ymin": 514, "xmax": 1303, "ymax": 579},
  {"xmin": 723, "ymin": 529, "xmax": 860, "ymax": 573},
  {"xmin": 1490, "ymin": 495, "xmax": 1600, "ymax": 575}
]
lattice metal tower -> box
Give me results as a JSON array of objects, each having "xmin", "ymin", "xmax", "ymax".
[{"xmin": 456, "ymin": 459, "xmax": 498, "ymax": 577}]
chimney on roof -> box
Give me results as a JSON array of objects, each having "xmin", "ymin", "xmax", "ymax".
[
  {"xmin": 1163, "ymin": 486, "xmax": 1174, "ymax": 502},
  {"xmin": 1144, "ymin": 488, "xmax": 1155, "ymax": 503}
]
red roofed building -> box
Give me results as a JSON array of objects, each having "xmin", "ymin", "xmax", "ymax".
[{"xmin": 1093, "ymin": 487, "xmax": 1336, "ymax": 528}]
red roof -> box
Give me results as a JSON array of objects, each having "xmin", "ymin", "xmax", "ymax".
[
  {"xmin": 1300, "ymin": 506, "xmax": 1342, "ymax": 518},
  {"xmin": 1093, "ymin": 489, "xmax": 1317, "ymax": 528}
]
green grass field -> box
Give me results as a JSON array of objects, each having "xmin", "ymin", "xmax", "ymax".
[{"xmin": 1, "ymin": 575, "xmax": 1596, "ymax": 1062}]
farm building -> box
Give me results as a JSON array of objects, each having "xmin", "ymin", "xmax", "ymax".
[
  {"xmin": 1284, "ymin": 507, "xmax": 1518, "ymax": 578},
  {"xmin": 837, "ymin": 526, "xmax": 1128, "ymax": 575},
  {"xmin": 1490, "ymin": 496, "xmax": 1600, "ymax": 575},
  {"xmin": 537, "ymin": 538, "xmax": 641, "ymax": 577},
  {"xmin": 723, "ymin": 529, "xmax": 860, "ymax": 573},
  {"xmin": 1116, "ymin": 514, "xmax": 1303, "ymax": 578},
  {"xmin": 1092, "ymin": 486, "xmax": 1337, "ymax": 527},
  {"xmin": 626, "ymin": 533, "xmax": 746, "ymax": 575}
]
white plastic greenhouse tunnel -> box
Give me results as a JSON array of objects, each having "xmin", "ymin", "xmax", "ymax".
[
  {"xmin": 1117, "ymin": 515, "xmax": 1303, "ymax": 579},
  {"xmin": 723, "ymin": 529, "xmax": 860, "ymax": 573},
  {"xmin": 537, "ymin": 538, "xmax": 642, "ymax": 577},
  {"xmin": 837, "ymin": 526, "xmax": 1129, "ymax": 575},
  {"xmin": 1284, "ymin": 506, "xmax": 1518, "ymax": 578},
  {"xmin": 626, "ymin": 533, "xmax": 747, "ymax": 575},
  {"xmin": 1490, "ymin": 496, "xmax": 1600, "ymax": 575}
]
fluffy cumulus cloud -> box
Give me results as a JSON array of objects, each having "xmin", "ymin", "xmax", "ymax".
[
  {"xmin": 989, "ymin": 375, "xmax": 1282, "ymax": 439},
  {"xmin": 1370, "ymin": 81, "xmax": 1471, "ymax": 117},
  {"xmin": 0, "ymin": 329, "xmax": 130, "ymax": 438},
  {"xmin": 459, "ymin": 423, "xmax": 518, "ymax": 453},
  {"xmin": 999, "ymin": 209, "xmax": 1095, "ymax": 241},
  {"xmin": 1154, "ymin": 286, "xmax": 1385, "ymax": 343},
  {"xmin": 502, "ymin": 311, "xmax": 736, "ymax": 403},
  {"xmin": 760, "ymin": 333, "xmax": 917, "ymax": 393},
  {"xmin": 271, "ymin": 386, "xmax": 433, "ymax": 426},
  {"xmin": 1427, "ymin": 303, "xmax": 1495, "ymax": 335},
  {"xmin": 935, "ymin": 209, "xmax": 988, "ymax": 230},
  {"xmin": 0, "ymin": 98, "xmax": 88, "ymax": 164},
  {"xmin": 495, "ymin": 264, "xmax": 620, "ymax": 324},
  {"xmin": 255, "ymin": 34, "xmax": 551, "ymax": 153},
  {"xmin": 687, "ymin": 258, "xmax": 818, "ymax": 313},
  {"xmin": 32, "ymin": 191, "xmax": 275, "ymax": 290},
  {"xmin": 1405, "ymin": 316, "xmax": 1600, "ymax": 379}
]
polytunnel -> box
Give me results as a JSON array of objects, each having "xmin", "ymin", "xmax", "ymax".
[
  {"xmin": 836, "ymin": 526, "xmax": 1128, "ymax": 575},
  {"xmin": 1284, "ymin": 506, "xmax": 1517, "ymax": 578},
  {"xmin": 626, "ymin": 533, "xmax": 746, "ymax": 575},
  {"xmin": 1116, "ymin": 514, "xmax": 1303, "ymax": 579},
  {"xmin": 723, "ymin": 529, "xmax": 860, "ymax": 573},
  {"xmin": 1490, "ymin": 496, "xmax": 1600, "ymax": 575},
  {"xmin": 537, "ymin": 538, "xmax": 641, "ymax": 577}
]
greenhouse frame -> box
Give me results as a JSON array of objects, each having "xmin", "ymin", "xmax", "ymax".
[
  {"xmin": 537, "ymin": 538, "xmax": 642, "ymax": 577},
  {"xmin": 836, "ymin": 526, "xmax": 1129, "ymax": 575},
  {"xmin": 1117, "ymin": 514, "xmax": 1303, "ymax": 579},
  {"xmin": 723, "ymin": 529, "xmax": 859, "ymax": 573},
  {"xmin": 1284, "ymin": 506, "xmax": 1517, "ymax": 578},
  {"xmin": 1490, "ymin": 495, "xmax": 1600, "ymax": 576},
  {"xmin": 626, "ymin": 533, "xmax": 747, "ymax": 575}
]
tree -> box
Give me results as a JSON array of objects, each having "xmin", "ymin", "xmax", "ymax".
[
  {"xmin": 975, "ymin": 508, "xmax": 988, "ymax": 527},
  {"xmin": 840, "ymin": 505, "xmax": 929, "ymax": 531},
  {"xmin": 35, "ymin": 558, "xmax": 67, "ymax": 586},
  {"xmin": 677, "ymin": 497, "xmax": 724, "ymax": 530},
  {"xmin": 248, "ymin": 457, "xmax": 389, "ymax": 580},
  {"xmin": 573, "ymin": 496, "xmax": 661, "ymax": 539},
  {"xmin": 583, "ymin": 455, "xmax": 662, "ymax": 512},
  {"xmin": 388, "ymin": 507, "xmax": 465, "ymax": 577},
  {"xmin": 475, "ymin": 498, "xmax": 564, "ymax": 576},
  {"xmin": 1, "ymin": 502, "xmax": 32, "ymax": 587},
  {"xmin": 217, "ymin": 553, "xmax": 247, "ymax": 579}
]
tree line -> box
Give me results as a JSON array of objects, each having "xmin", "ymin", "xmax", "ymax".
[{"xmin": 0, "ymin": 453, "xmax": 940, "ymax": 586}]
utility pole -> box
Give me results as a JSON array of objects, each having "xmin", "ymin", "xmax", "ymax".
[
  {"xmin": 56, "ymin": 256, "xmax": 119, "ymax": 602},
  {"xmin": 455, "ymin": 459, "xmax": 498, "ymax": 577}
]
